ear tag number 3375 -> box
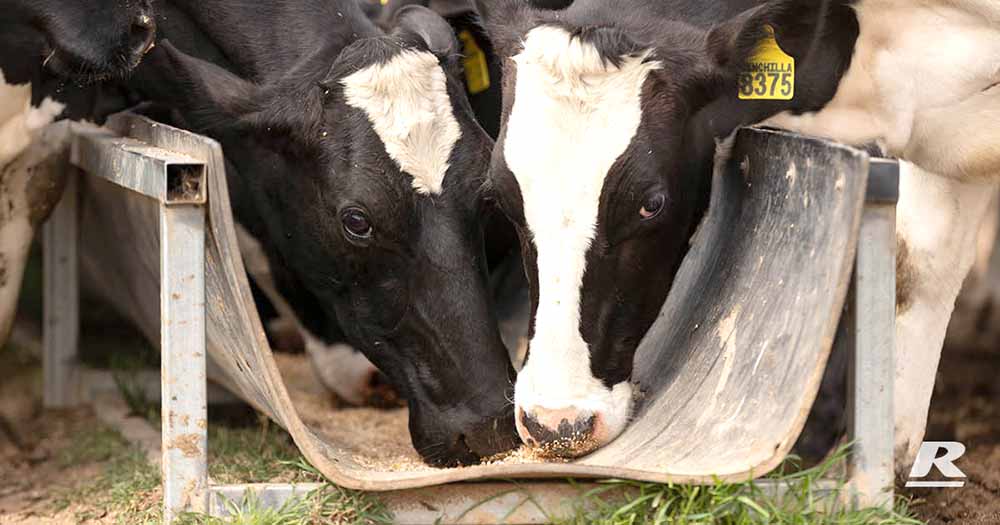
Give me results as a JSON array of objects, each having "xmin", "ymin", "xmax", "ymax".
[{"xmin": 738, "ymin": 25, "xmax": 794, "ymax": 100}]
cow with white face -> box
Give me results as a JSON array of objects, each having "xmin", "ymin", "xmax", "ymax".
[{"xmin": 476, "ymin": 0, "xmax": 859, "ymax": 456}]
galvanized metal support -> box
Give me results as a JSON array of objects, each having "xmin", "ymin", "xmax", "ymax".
[
  {"xmin": 43, "ymin": 169, "xmax": 79, "ymax": 408},
  {"xmin": 846, "ymin": 158, "xmax": 899, "ymax": 507},
  {"xmin": 60, "ymin": 121, "xmax": 210, "ymax": 523},
  {"xmin": 159, "ymin": 202, "xmax": 208, "ymax": 521}
]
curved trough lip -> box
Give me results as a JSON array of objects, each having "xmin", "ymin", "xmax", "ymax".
[{"xmin": 79, "ymin": 115, "xmax": 869, "ymax": 491}]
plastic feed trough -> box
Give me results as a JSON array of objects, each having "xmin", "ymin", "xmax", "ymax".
[{"xmin": 70, "ymin": 114, "xmax": 868, "ymax": 490}]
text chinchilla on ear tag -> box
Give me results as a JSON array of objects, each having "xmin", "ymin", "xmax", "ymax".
[{"xmin": 738, "ymin": 25, "xmax": 794, "ymax": 100}]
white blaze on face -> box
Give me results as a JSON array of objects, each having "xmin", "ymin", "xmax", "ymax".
[
  {"xmin": 341, "ymin": 49, "xmax": 461, "ymax": 195},
  {"xmin": 504, "ymin": 26, "xmax": 659, "ymax": 441}
]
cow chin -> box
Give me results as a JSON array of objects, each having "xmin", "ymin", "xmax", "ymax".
[{"xmin": 513, "ymin": 367, "xmax": 633, "ymax": 458}]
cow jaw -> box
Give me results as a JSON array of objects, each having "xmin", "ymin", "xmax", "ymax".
[
  {"xmin": 504, "ymin": 26, "xmax": 658, "ymax": 456},
  {"xmin": 341, "ymin": 49, "xmax": 461, "ymax": 195}
]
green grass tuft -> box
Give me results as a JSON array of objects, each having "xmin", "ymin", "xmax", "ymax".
[
  {"xmin": 176, "ymin": 485, "xmax": 394, "ymax": 525},
  {"xmin": 554, "ymin": 446, "xmax": 922, "ymax": 525},
  {"xmin": 111, "ymin": 354, "xmax": 161, "ymax": 424},
  {"xmin": 53, "ymin": 423, "xmax": 161, "ymax": 524},
  {"xmin": 208, "ymin": 416, "xmax": 323, "ymax": 484}
]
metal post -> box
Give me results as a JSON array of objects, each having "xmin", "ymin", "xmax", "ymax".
[
  {"xmin": 160, "ymin": 202, "xmax": 208, "ymax": 522},
  {"xmin": 43, "ymin": 170, "xmax": 79, "ymax": 408},
  {"xmin": 846, "ymin": 158, "xmax": 898, "ymax": 507}
]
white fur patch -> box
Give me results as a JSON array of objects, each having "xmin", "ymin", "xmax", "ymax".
[
  {"xmin": 505, "ymin": 26, "xmax": 659, "ymax": 446},
  {"xmin": 0, "ymin": 69, "xmax": 70, "ymax": 346},
  {"xmin": 0, "ymin": 70, "xmax": 65, "ymax": 167},
  {"xmin": 341, "ymin": 49, "xmax": 461, "ymax": 195},
  {"xmin": 302, "ymin": 332, "xmax": 378, "ymax": 406}
]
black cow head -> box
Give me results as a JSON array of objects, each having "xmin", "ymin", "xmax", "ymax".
[
  {"xmin": 141, "ymin": 5, "xmax": 519, "ymax": 466},
  {"xmin": 1, "ymin": 0, "xmax": 155, "ymax": 82},
  {"xmin": 476, "ymin": 0, "xmax": 858, "ymax": 456}
]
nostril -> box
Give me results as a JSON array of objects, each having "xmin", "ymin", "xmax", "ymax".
[
  {"xmin": 133, "ymin": 13, "xmax": 154, "ymax": 31},
  {"xmin": 128, "ymin": 14, "xmax": 156, "ymax": 55},
  {"xmin": 519, "ymin": 406, "xmax": 599, "ymax": 457}
]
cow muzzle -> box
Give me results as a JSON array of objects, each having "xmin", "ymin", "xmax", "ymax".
[{"xmin": 513, "ymin": 375, "xmax": 634, "ymax": 458}]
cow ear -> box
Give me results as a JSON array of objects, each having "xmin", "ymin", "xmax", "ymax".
[
  {"xmin": 704, "ymin": 0, "xmax": 858, "ymax": 86},
  {"xmin": 706, "ymin": 0, "xmax": 846, "ymax": 72},
  {"xmin": 473, "ymin": 0, "xmax": 536, "ymax": 57},
  {"xmin": 683, "ymin": 0, "xmax": 858, "ymax": 165},
  {"xmin": 375, "ymin": 0, "xmax": 428, "ymax": 30},
  {"xmin": 392, "ymin": 5, "xmax": 460, "ymax": 58},
  {"xmin": 138, "ymin": 40, "xmax": 260, "ymax": 129}
]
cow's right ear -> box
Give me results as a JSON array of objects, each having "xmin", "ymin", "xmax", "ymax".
[
  {"xmin": 685, "ymin": 0, "xmax": 858, "ymax": 142},
  {"xmin": 703, "ymin": 0, "xmax": 858, "ymax": 87},
  {"xmin": 681, "ymin": 0, "xmax": 858, "ymax": 177},
  {"xmin": 138, "ymin": 40, "xmax": 260, "ymax": 129},
  {"xmin": 473, "ymin": 0, "xmax": 536, "ymax": 57}
]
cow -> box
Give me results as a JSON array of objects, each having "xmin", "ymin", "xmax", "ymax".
[
  {"xmin": 129, "ymin": 0, "xmax": 520, "ymax": 466},
  {"xmin": 472, "ymin": 0, "xmax": 857, "ymax": 457},
  {"xmin": 475, "ymin": 0, "xmax": 1000, "ymax": 467},
  {"xmin": 0, "ymin": 0, "xmax": 156, "ymax": 353}
]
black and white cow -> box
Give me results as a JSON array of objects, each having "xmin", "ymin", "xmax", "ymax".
[
  {"xmin": 473, "ymin": 0, "xmax": 863, "ymax": 457},
  {"xmin": 478, "ymin": 0, "xmax": 1000, "ymax": 467},
  {"xmin": 131, "ymin": 0, "xmax": 519, "ymax": 466}
]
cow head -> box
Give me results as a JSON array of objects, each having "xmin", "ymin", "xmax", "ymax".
[
  {"xmin": 476, "ymin": 0, "xmax": 858, "ymax": 456},
  {"xmin": 140, "ymin": 5, "xmax": 520, "ymax": 466},
  {"xmin": 2, "ymin": 0, "xmax": 156, "ymax": 81}
]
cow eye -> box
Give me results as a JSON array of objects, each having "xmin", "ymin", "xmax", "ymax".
[
  {"xmin": 639, "ymin": 193, "xmax": 665, "ymax": 220},
  {"xmin": 341, "ymin": 207, "xmax": 373, "ymax": 240}
]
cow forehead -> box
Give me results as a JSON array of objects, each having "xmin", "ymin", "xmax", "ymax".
[
  {"xmin": 503, "ymin": 25, "xmax": 658, "ymax": 381},
  {"xmin": 341, "ymin": 49, "xmax": 461, "ymax": 195},
  {"xmin": 504, "ymin": 26, "xmax": 659, "ymax": 246}
]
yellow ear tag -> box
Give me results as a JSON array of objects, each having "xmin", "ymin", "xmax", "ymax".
[
  {"xmin": 738, "ymin": 25, "xmax": 794, "ymax": 100},
  {"xmin": 458, "ymin": 30, "xmax": 490, "ymax": 95},
  {"xmin": 379, "ymin": 0, "xmax": 388, "ymax": 6}
]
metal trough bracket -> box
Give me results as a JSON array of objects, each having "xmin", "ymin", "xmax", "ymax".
[
  {"xmin": 46, "ymin": 121, "xmax": 209, "ymax": 521},
  {"xmin": 42, "ymin": 118, "xmax": 898, "ymax": 523}
]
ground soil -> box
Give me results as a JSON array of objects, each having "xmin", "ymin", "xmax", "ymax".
[
  {"xmin": 0, "ymin": 350, "xmax": 129, "ymax": 524},
  {"xmin": 902, "ymin": 343, "xmax": 1000, "ymax": 525}
]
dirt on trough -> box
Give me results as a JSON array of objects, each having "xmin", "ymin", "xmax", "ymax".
[{"xmin": 902, "ymin": 342, "xmax": 1000, "ymax": 525}]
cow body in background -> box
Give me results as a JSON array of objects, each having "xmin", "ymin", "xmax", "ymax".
[
  {"xmin": 763, "ymin": 0, "xmax": 1000, "ymax": 467},
  {"xmin": 0, "ymin": 0, "xmax": 156, "ymax": 350},
  {"xmin": 947, "ymin": 191, "xmax": 1000, "ymax": 350},
  {"xmin": 130, "ymin": 0, "xmax": 519, "ymax": 466}
]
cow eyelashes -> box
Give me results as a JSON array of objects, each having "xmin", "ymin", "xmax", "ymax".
[
  {"xmin": 639, "ymin": 193, "xmax": 665, "ymax": 220},
  {"xmin": 341, "ymin": 207, "xmax": 373, "ymax": 241}
]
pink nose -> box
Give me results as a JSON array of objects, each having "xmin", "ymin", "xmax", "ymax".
[{"xmin": 516, "ymin": 406, "xmax": 601, "ymax": 457}]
